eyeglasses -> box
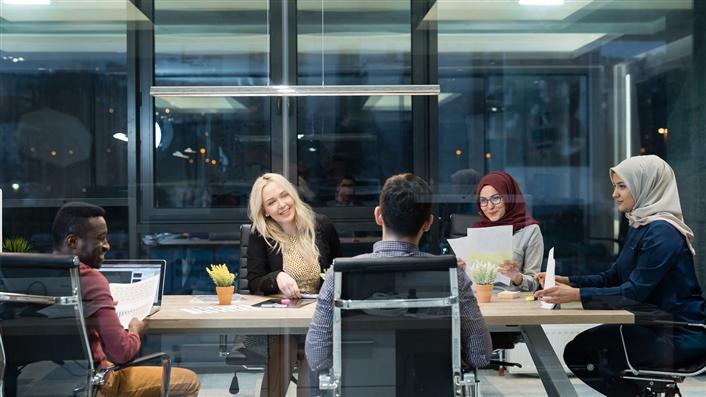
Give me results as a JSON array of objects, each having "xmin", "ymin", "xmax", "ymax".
[{"xmin": 479, "ymin": 194, "xmax": 503, "ymax": 207}]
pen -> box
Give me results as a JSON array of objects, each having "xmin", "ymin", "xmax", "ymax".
[{"xmin": 261, "ymin": 303, "xmax": 287, "ymax": 308}]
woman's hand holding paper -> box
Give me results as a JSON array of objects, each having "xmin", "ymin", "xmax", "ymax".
[
  {"xmin": 534, "ymin": 272, "xmax": 570, "ymax": 288},
  {"xmin": 533, "ymin": 283, "xmax": 580, "ymax": 304},
  {"xmin": 498, "ymin": 260, "xmax": 522, "ymax": 286}
]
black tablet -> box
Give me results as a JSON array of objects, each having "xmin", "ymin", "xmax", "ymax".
[{"xmin": 252, "ymin": 298, "xmax": 316, "ymax": 308}]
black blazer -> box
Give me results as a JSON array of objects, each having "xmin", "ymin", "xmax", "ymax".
[{"xmin": 247, "ymin": 214, "xmax": 342, "ymax": 295}]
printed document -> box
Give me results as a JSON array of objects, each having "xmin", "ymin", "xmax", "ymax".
[
  {"xmin": 447, "ymin": 225, "xmax": 513, "ymax": 285},
  {"xmin": 109, "ymin": 276, "xmax": 159, "ymax": 328},
  {"xmin": 541, "ymin": 247, "xmax": 557, "ymax": 309}
]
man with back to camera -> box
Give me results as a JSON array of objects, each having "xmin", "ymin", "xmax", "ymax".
[
  {"xmin": 52, "ymin": 202, "xmax": 200, "ymax": 397},
  {"xmin": 306, "ymin": 173, "xmax": 493, "ymax": 371}
]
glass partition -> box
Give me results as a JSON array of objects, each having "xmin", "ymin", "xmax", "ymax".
[{"xmin": 296, "ymin": 0, "xmax": 412, "ymax": 207}]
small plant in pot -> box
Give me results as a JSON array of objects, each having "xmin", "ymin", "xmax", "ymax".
[
  {"xmin": 206, "ymin": 263, "xmax": 236, "ymax": 305},
  {"xmin": 469, "ymin": 261, "xmax": 497, "ymax": 303},
  {"xmin": 3, "ymin": 237, "xmax": 32, "ymax": 253}
]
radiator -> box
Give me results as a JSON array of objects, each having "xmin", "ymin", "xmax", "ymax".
[{"xmin": 503, "ymin": 324, "xmax": 597, "ymax": 374}]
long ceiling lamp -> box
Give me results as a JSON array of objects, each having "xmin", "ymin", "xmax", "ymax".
[
  {"xmin": 150, "ymin": 85, "xmax": 440, "ymax": 97},
  {"xmin": 152, "ymin": 0, "xmax": 439, "ymax": 98}
]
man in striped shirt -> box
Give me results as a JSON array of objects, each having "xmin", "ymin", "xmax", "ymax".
[{"xmin": 305, "ymin": 173, "xmax": 492, "ymax": 372}]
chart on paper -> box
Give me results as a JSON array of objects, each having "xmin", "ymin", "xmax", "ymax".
[{"xmin": 109, "ymin": 275, "xmax": 160, "ymax": 328}]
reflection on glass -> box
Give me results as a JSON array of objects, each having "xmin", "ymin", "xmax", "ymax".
[
  {"xmin": 155, "ymin": 0, "xmax": 269, "ymax": 86},
  {"xmin": 0, "ymin": 4, "xmax": 128, "ymax": 200},
  {"xmin": 297, "ymin": 96, "xmax": 412, "ymax": 206},
  {"xmin": 297, "ymin": 0, "xmax": 411, "ymax": 85},
  {"xmin": 436, "ymin": 0, "xmax": 695, "ymax": 276},
  {"xmin": 297, "ymin": 1, "xmax": 412, "ymax": 207},
  {"xmin": 153, "ymin": 97, "xmax": 270, "ymax": 208}
]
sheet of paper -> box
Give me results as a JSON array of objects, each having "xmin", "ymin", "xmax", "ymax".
[
  {"xmin": 109, "ymin": 275, "xmax": 159, "ymax": 328},
  {"xmin": 541, "ymin": 247, "xmax": 557, "ymax": 310},
  {"xmin": 190, "ymin": 294, "xmax": 244, "ymax": 304},
  {"xmin": 180, "ymin": 305, "xmax": 261, "ymax": 314},
  {"xmin": 447, "ymin": 225, "xmax": 513, "ymax": 285}
]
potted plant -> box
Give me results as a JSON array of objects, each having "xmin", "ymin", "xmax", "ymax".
[
  {"xmin": 206, "ymin": 263, "xmax": 236, "ymax": 305},
  {"xmin": 469, "ymin": 261, "xmax": 497, "ymax": 303},
  {"xmin": 2, "ymin": 237, "xmax": 32, "ymax": 253}
]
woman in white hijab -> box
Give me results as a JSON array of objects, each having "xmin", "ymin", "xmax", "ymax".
[{"xmin": 534, "ymin": 155, "xmax": 706, "ymax": 396}]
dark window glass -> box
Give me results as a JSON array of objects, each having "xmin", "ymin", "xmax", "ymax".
[
  {"xmin": 297, "ymin": 1, "xmax": 412, "ymax": 206},
  {"xmin": 154, "ymin": 1, "xmax": 269, "ymax": 86},
  {"xmin": 0, "ymin": 11, "xmax": 128, "ymax": 201},
  {"xmin": 153, "ymin": 98, "xmax": 271, "ymax": 208},
  {"xmin": 436, "ymin": 0, "xmax": 697, "ymax": 278}
]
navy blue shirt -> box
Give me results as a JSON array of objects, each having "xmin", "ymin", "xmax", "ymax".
[{"xmin": 571, "ymin": 221, "xmax": 706, "ymax": 340}]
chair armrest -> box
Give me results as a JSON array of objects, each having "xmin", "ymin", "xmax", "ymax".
[
  {"xmin": 646, "ymin": 320, "xmax": 706, "ymax": 330},
  {"xmin": 102, "ymin": 352, "xmax": 171, "ymax": 397},
  {"xmin": 457, "ymin": 368, "xmax": 480, "ymax": 397},
  {"xmin": 318, "ymin": 369, "xmax": 338, "ymax": 391}
]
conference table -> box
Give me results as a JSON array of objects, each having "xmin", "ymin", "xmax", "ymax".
[{"xmin": 148, "ymin": 294, "xmax": 634, "ymax": 397}]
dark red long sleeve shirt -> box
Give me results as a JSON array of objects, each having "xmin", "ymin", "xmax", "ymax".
[{"xmin": 80, "ymin": 263, "xmax": 141, "ymax": 369}]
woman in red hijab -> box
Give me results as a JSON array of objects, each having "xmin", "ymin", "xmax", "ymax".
[{"xmin": 473, "ymin": 171, "xmax": 543, "ymax": 291}]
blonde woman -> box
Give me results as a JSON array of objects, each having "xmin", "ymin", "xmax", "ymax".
[{"xmin": 247, "ymin": 173, "xmax": 341, "ymax": 397}]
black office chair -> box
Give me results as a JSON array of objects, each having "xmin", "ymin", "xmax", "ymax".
[
  {"xmin": 319, "ymin": 255, "xmax": 479, "ymax": 397},
  {"xmin": 0, "ymin": 252, "xmax": 171, "ymax": 397},
  {"xmin": 448, "ymin": 213, "xmax": 481, "ymax": 239},
  {"xmin": 619, "ymin": 321, "xmax": 706, "ymax": 397},
  {"xmin": 225, "ymin": 224, "xmax": 269, "ymax": 395}
]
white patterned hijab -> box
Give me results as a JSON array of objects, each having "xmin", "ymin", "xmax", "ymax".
[{"xmin": 610, "ymin": 155, "xmax": 695, "ymax": 256}]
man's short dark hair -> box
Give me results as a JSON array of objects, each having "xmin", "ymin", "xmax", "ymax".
[
  {"xmin": 379, "ymin": 173, "xmax": 432, "ymax": 237},
  {"xmin": 52, "ymin": 202, "xmax": 106, "ymax": 248}
]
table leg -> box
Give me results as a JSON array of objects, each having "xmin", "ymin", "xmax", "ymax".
[{"xmin": 520, "ymin": 325, "xmax": 578, "ymax": 397}]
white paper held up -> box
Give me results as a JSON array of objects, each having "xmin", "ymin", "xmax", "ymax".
[
  {"xmin": 447, "ymin": 225, "xmax": 513, "ymax": 285},
  {"xmin": 109, "ymin": 275, "xmax": 160, "ymax": 328},
  {"xmin": 541, "ymin": 247, "xmax": 557, "ymax": 309}
]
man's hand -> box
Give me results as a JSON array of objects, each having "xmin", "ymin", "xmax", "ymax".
[
  {"xmin": 128, "ymin": 318, "xmax": 147, "ymax": 337},
  {"xmin": 456, "ymin": 258, "xmax": 466, "ymax": 272},
  {"xmin": 498, "ymin": 260, "xmax": 522, "ymax": 286},
  {"xmin": 533, "ymin": 283, "xmax": 580, "ymax": 304},
  {"xmin": 533, "ymin": 272, "xmax": 570, "ymax": 288},
  {"xmin": 276, "ymin": 272, "xmax": 302, "ymax": 299}
]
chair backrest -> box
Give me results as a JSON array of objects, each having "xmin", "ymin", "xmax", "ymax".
[
  {"xmin": 0, "ymin": 252, "xmax": 95, "ymax": 397},
  {"xmin": 330, "ymin": 255, "xmax": 462, "ymax": 397},
  {"xmin": 238, "ymin": 224, "xmax": 252, "ymax": 294},
  {"xmin": 449, "ymin": 213, "xmax": 480, "ymax": 239}
]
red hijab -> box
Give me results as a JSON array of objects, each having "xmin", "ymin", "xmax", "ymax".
[{"xmin": 473, "ymin": 171, "xmax": 538, "ymax": 233}]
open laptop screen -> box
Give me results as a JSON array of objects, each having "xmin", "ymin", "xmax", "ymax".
[{"xmin": 100, "ymin": 259, "xmax": 166, "ymax": 309}]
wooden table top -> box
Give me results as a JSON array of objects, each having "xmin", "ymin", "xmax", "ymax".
[{"xmin": 147, "ymin": 294, "xmax": 634, "ymax": 333}]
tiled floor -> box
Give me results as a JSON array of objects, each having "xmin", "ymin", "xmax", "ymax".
[
  {"xmin": 198, "ymin": 370, "xmax": 706, "ymax": 396},
  {"xmin": 13, "ymin": 361, "xmax": 706, "ymax": 396}
]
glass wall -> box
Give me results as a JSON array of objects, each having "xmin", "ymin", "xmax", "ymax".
[
  {"xmin": 296, "ymin": 1, "xmax": 413, "ymax": 207},
  {"xmin": 151, "ymin": 0, "xmax": 271, "ymax": 209},
  {"xmin": 0, "ymin": 0, "xmax": 135, "ymax": 257},
  {"xmin": 3, "ymin": 1, "xmax": 706, "ymax": 395},
  {"xmin": 436, "ymin": 0, "xmax": 701, "ymax": 278}
]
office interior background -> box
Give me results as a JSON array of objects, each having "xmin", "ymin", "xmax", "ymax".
[{"xmin": 2, "ymin": 0, "xmax": 706, "ymax": 393}]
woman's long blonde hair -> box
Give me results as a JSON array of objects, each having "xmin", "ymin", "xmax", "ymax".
[{"xmin": 248, "ymin": 173, "xmax": 320, "ymax": 266}]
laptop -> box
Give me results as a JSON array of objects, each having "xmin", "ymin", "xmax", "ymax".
[{"xmin": 100, "ymin": 259, "xmax": 167, "ymax": 315}]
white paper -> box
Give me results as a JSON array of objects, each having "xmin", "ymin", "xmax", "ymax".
[
  {"xmin": 109, "ymin": 275, "xmax": 160, "ymax": 328},
  {"xmin": 190, "ymin": 294, "xmax": 244, "ymax": 304},
  {"xmin": 541, "ymin": 247, "xmax": 557, "ymax": 309},
  {"xmin": 181, "ymin": 305, "xmax": 261, "ymax": 314},
  {"xmin": 447, "ymin": 225, "xmax": 513, "ymax": 285}
]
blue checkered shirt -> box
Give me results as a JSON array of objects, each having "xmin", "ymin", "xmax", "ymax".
[{"xmin": 305, "ymin": 240, "xmax": 492, "ymax": 371}]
